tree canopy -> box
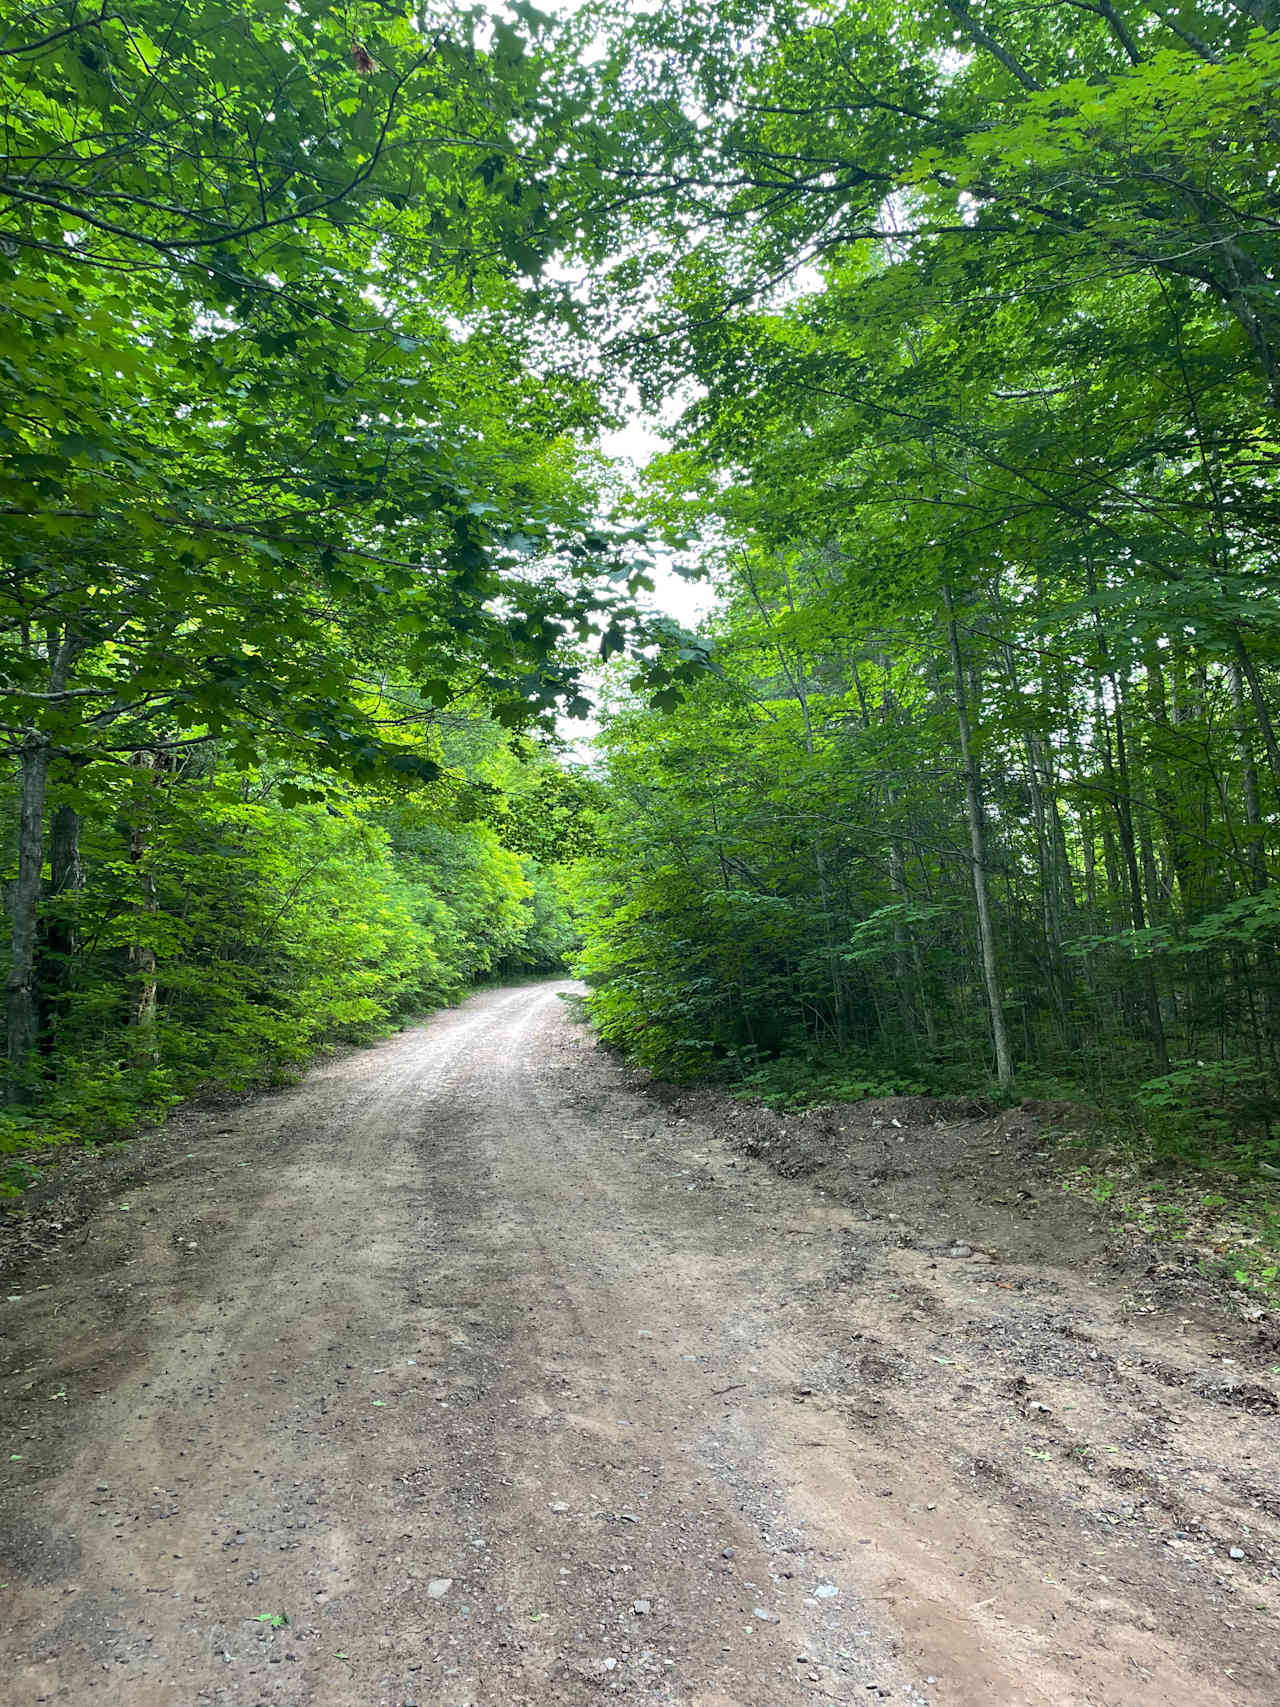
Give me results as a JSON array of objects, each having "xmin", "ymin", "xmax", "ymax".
[
  {"xmin": 4, "ymin": 0, "xmax": 1280, "ymax": 1193},
  {"xmin": 0, "ymin": 0, "xmax": 623, "ymax": 1132},
  {"xmin": 562, "ymin": 0, "xmax": 1280, "ymax": 1181}
]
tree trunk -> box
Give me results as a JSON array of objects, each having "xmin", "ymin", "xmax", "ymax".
[
  {"xmin": 1109, "ymin": 695, "xmax": 1169, "ymax": 1071},
  {"xmin": 128, "ymin": 751, "xmax": 162, "ymax": 1043},
  {"xmin": 6, "ymin": 736, "xmax": 52, "ymax": 1097},
  {"xmin": 38, "ymin": 791, "xmax": 85, "ymax": 1047},
  {"xmin": 5, "ymin": 625, "xmax": 78, "ymax": 1094},
  {"xmin": 1082, "ymin": 810, "xmax": 1098, "ymax": 924},
  {"xmin": 1229, "ymin": 658, "xmax": 1268, "ymax": 894},
  {"xmin": 1231, "ymin": 627, "xmax": 1280, "ymax": 792},
  {"xmin": 944, "ymin": 584, "xmax": 1013, "ymax": 1091},
  {"xmin": 49, "ymin": 804, "xmax": 84, "ymax": 918},
  {"xmin": 1144, "ymin": 650, "xmax": 1198, "ymax": 916},
  {"xmin": 888, "ymin": 832, "xmax": 938, "ymax": 1050},
  {"xmin": 1022, "ymin": 730, "xmax": 1076, "ymax": 1049},
  {"xmin": 1085, "ymin": 566, "xmax": 1168, "ymax": 1070}
]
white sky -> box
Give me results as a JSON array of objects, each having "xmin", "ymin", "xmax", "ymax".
[
  {"xmin": 526, "ymin": 0, "xmax": 721, "ymax": 750},
  {"xmin": 598, "ymin": 408, "xmax": 720, "ymax": 629},
  {"xmin": 556, "ymin": 410, "xmax": 719, "ymax": 759}
]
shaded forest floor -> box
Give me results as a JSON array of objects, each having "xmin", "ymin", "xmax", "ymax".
[{"xmin": 1, "ymin": 988, "xmax": 1277, "ymax": 1705}]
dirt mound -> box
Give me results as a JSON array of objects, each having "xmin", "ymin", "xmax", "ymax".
[{"xmin": 654, "ymin": 1089, "xmax": 1131, "ymax": 1272}]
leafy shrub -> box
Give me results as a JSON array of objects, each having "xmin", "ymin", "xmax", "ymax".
[
  {"xmin": 739, "ymin": 1050, "xmax": 928, "ymax": 1110},
  {"xmin": 0, "ymin": 1111, "xmax": 73, "ymax": 1197},
  {"xmin": 1135, "ymin": 1057, "xmax": 1279, "ymax": 1174},
  {"xmin": 1, "ymin": 748, "xmax": 575, "ymax": 1157}
]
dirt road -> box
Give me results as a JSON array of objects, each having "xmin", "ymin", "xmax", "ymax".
[{"xmin": 1, "ymin": 982, "xmax": 1277, "ymax": 1706}]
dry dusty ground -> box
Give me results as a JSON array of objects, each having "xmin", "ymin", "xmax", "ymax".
[{"xmin": 0, "ymin": 980, "xmax": 1277, "ymax": 1707}]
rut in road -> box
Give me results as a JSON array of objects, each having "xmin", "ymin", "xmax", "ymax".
[{"xmin": 1, "ymin": 981, "xmax": 1276, "ymax": 1707}]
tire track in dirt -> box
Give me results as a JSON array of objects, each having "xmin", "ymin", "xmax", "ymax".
[{"xmin": 1, "ymin": 981, "xmax": 1276, "ymax": 1705}]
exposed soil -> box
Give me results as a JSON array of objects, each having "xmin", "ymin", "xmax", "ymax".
[{"xmin": 1, "ymin": 982, "xmax": 1277, "ymax": 1706}]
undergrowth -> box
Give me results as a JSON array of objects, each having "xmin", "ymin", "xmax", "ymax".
[
  {"xmin": 727, "ymin": 1040, "xmax": 993, "ymax": 1109},
  {"xmin": 1053, "ymin": 1110, "xmax": 1280, "ymax": 1303}
]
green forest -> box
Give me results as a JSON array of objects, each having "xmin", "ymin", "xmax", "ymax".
[{"xmin": 4, "ymin": 0, "xmax": 1280, "ymax": 1211}]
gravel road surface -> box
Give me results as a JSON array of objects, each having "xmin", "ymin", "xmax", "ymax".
[{"xmin": 1, "ymin": 982, "xmax": 1276, "ymax": 1705}]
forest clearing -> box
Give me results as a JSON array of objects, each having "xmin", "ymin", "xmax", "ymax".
[{"xmin": 1, "ymin": 985, "xmax": 1277, "ymax": 1706}]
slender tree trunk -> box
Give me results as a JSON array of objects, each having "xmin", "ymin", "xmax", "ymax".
[
  {"xmin": 6, "ymin": 736, "xmax": 52, "ymax": 1096},
  {"xmin": 5, "ymin": 625, "xmax": 77, "ymax": 1095},
  {"xmin": 1145, "ymin": 651, "xmax": 1198, "ymax": 916},
  {"xmin": 1023, "ymin": 731, "xmax": 1076, "ymax": 1048},
  {"xmin": 1231, "ymin": 627, "xmax": 1280, "ymax": 792},
  {"xmin": 128, "ymin": 751, "xmax": 162, "ymax": 1043},
  {"xmin": 38, "ymin": 789, "xmax": 85, "ymax": 1046},
  {"xmin": 994, "ymin": 602, "xmax": 1073, "ymax": 1050},
  {"xmin": 1109, "ymin": 698, "xmax": 1168, "ymax": 1070},
  {"xmin": 1085, "ymin": 565, "xmax": 1168, "ymax": 1070},
  {"xmin": 1082, "ymin": 810, "xmax": 1098, "ymax": 924},
  {"xmin": 1229, "ymin": 658, "xmax": 1267, "ymax": 893},
  {"xmin": 944, "ymin": 584, "xmax": 1013, "ymax": 1091},
  {"xmin": 888, "ymin": 831, "xmax": 939, "ymax": 1050},
  {"xmin": 130, "ymin": 883, "xmax": 159, "ymax": 1034}
]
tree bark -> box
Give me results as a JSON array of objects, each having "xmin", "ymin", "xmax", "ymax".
[
  {"xmin": 5, "ymin": 625, "xmax": 77, "ymax": 1095},
  {"xmin": 1228, "ymin": 658, "xmax": 1267, "ymax": 894},
  {"xmin": 6, "ymin": 735, "xmax": 52, "ymax": 1096},
  {"xmin": 1085, "ymin": 566, "xmax": 1169, "ymax": 1069},
  {"xmin": 49, "ymin": 803, "xmax": 84, "ymax": 915},
  {"xmin": 1230, "ymin": 628, "xmax": 1280, "ymax": 797},
  {"xmin": 943, "ymin": 584, "xmax": 1013, "ymax": 1091},
  {"xmin": 128, "ymin": 752, "xmax": 162, "ymax": 1042},
  {"xmin": 38, "ymin": 788, "xmax": 85, "ymax": 1046}
]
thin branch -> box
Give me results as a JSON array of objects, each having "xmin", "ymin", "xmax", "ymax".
[
  {"xmin": 941, "ymin": 1, "xmax": 1043, "ymax": 91},
  {"xmin": 0, "ymin": 9, "xmax": 119, "ymax": 56}
]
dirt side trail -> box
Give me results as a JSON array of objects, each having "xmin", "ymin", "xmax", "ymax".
[{"xmin": 1, "ymin": 982, "xmax": 1277, "ymax": 1707}]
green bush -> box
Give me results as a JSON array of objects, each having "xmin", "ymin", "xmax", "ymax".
[
  {"xmin": 1135, "ymin": 1057, "xmax": 1279, "ymax": 1174},
  {"xmin": 1, "ymin": 737, "xmax": 579, "ymax": 1172}
]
